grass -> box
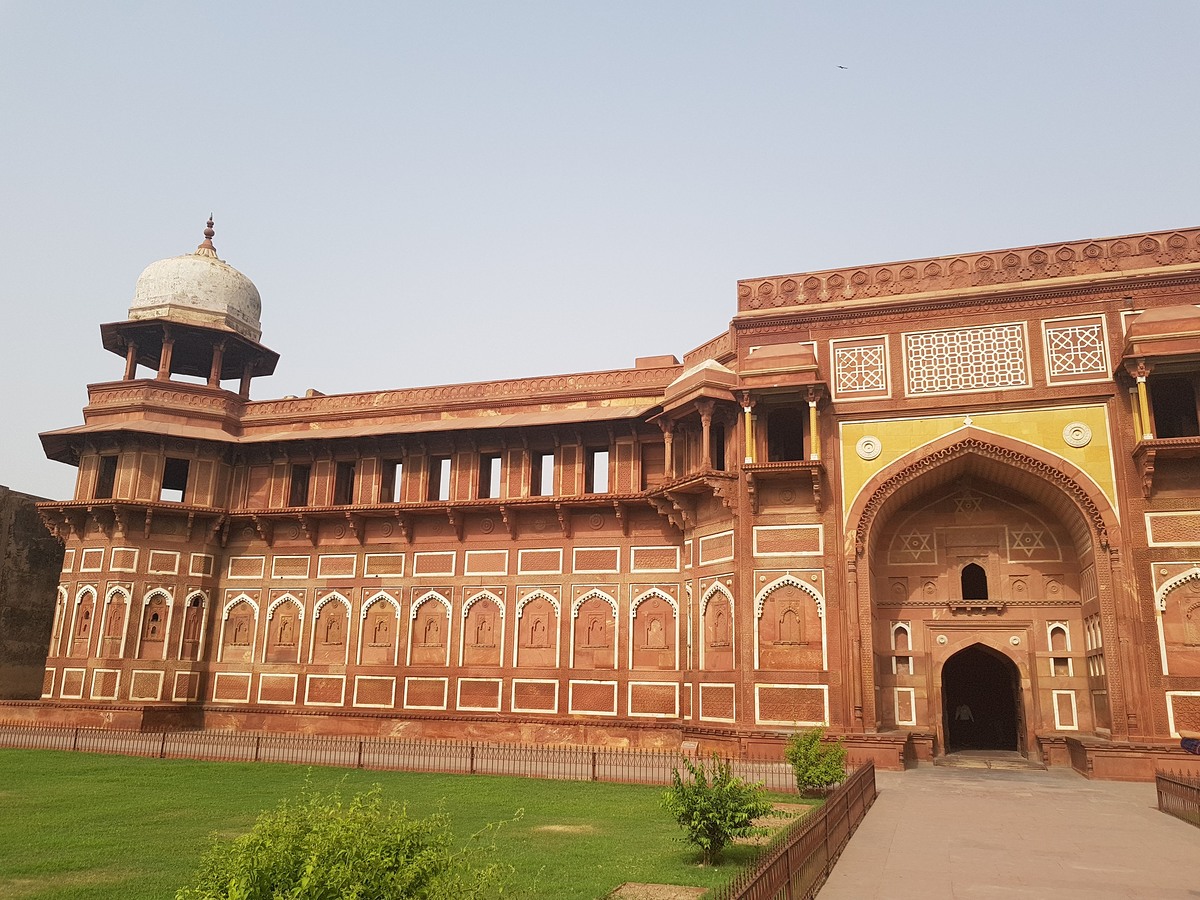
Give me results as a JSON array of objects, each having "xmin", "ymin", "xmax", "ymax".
[{"xmin": 0, "ymin": 749, "xmax": 813, "ymax": 900}]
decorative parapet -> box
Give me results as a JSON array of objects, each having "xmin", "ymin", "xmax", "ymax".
[
  {"xmin": 682, "ymin": 330, "xmax": 734, "ymax": 367},
  {"xmin": 85, "ymin": 381, "xmax": 243, "ymax": 419},
  {"xmin": 244, "ymin": 365, "xmax": 681, "ymax": 421},
  {"xmin": 737, "ymin": 227, "xmax": 1200, "ymax": 313}
]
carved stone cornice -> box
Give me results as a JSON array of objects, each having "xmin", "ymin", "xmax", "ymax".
[{"xmin": 737, "ymin": 228, "xmax": 1200, "ymax": 314}]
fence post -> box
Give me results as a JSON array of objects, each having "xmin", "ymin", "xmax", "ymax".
[
  {"xmin": 72, "ymin": 727, "xmax": 80, "ymax": 751},
  {"xmin": 470, "ymin": 745, "xmax": 476, "ymax": 775},
  {"xmin": 591, "ymin": 749, "xmax": 598, "ymax": 782},
  {"xmin": 254, "ymin": 734, "xmax": 261, "ymax": 762},
  {"xmin": 159, "ymin": 731, "xmax": 167, "ymax": 759},
  {"xmin": 357, "ymin": 740, "xmax": 364, "ymax": 769}
]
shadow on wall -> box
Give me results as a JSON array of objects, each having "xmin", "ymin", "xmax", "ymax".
[{"xmin": 0, "ymin": 486, "xmax": 64, "ymax": 699}]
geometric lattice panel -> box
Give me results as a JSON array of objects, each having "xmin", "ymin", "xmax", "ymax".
[
  {"xmin": 831, "ymin": 336, "xmax": 889, "ymax": 399},
  {"xmin": 1043, "ymin": 316, "xmax": 1108, "ymax": 384},
  {"xmin": 905, "ymin": 323, "xmax": 1028, "ymax": 394}
]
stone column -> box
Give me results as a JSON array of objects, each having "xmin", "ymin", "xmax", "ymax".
[
  {"xmin": 740, "ymin": 392, "xmax": 755, "ymax": 464},
  {"xmin": 156, "ymin": 327, "xmax": 174, "ymax": 381},
  {"xmin": 239, "ymin": 361, "xmax": 254, "ymax": 399},
  {"xmin": 208, "ymin": 340, "xmax": 226, "ymax": 388},
  {"xmin": 697, "ymin": 400, "xmax": 713, "ymax": 471},
  {"xmin": 123, "ymin": 341, "xmax": 139, "ymax": 380}
]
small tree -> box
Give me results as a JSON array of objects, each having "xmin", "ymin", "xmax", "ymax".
[
  {"xmin": 176, "ymin": 782, "xmax": 514, "ymax": 900},
  {"xmin": 785, "ymin": 728, "xmax": 847, "ymax": 795},
  {"xmin": 662, "ymin": 753, "xmax": 774, "ymax": 865}
]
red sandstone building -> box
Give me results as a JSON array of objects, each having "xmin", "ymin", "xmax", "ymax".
[{"xmin": 25, "ymin": 221, "xmax": 1200, "ymax": 776}]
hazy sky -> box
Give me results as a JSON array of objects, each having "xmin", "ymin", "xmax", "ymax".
[{"xmin": 3, "ymin": 2, "xmax": 1198, "ymax": 500}]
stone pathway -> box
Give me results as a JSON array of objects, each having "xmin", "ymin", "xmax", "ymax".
[{"xmin": 819, "ymin": 765, "xmax": 1200, "ymax": 899}]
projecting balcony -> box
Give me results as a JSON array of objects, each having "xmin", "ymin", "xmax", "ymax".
[
  {"xmin": 1132, "ymin": 436, "xmax": 1200, "ymax": 498},
  {"xmin": 742, "ymin": 459, "xmax": 825, "ymax": 513}
]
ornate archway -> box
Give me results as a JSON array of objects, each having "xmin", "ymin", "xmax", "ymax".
[{"xmin": 843, "ymin": 429, "xmax": 1132, "ymax": 744}]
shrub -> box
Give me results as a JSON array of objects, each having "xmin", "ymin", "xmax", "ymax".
[
  {"xmin": 661, "ymin": 754, "xmax": 774, "ymax": 865},
  {"xmin": 176, "ymin": 781, "xmax": 514, "ymax": 900},
  {"xmin": 785, "ymin": 728, "xmax": 847, "ymax": 795}
]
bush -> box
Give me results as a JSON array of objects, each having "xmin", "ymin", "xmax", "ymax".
[
  {"xmin": 661, "ymin": 754, "xmax": 774, "ymax": 865},
  {"xmin": 176, "ymin": 781, "xmax": 514, "ymax": 900},
  {"xmin": 785, "ymin": 728, "xmax": 847, "ymax": 795}
]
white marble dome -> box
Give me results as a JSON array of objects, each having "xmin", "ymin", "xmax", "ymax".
[{"xmin": 128, "ymin": 219, "xmax": 262, "ymax": 342}]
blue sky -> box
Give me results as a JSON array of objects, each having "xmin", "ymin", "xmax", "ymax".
[{"xmin": 3, "ymin": 1, "xmax": 1198, "ymax": 499}]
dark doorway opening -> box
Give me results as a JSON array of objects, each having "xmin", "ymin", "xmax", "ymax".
[{"xmin": 942, "ymin": 643, "xmax": 1020, "ymax": 752}]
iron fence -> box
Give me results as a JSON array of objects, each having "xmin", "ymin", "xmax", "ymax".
[
  {"xmin": 1156, "ymin": 770, "xmax": 1200, "ymax": 829},
  {"xmin": 0, "ymin": 722, "xmax": 797, "ymax": 792},
  {"xmin": 708, "ymin": 762, "xmax": 877, "ymax": 900}
]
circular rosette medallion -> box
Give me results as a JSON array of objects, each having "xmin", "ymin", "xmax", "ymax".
[
  {"xmin": 1062, "ymin": 422, "xmax": 1092, "ymax": 448},
  {"xmin": 856, "ymin": 435, "xmax": 882, "ymax": 460}
]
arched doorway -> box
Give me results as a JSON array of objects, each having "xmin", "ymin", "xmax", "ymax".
[{"xmin": 943, "ymin": 644, "xmax": 1020, "ymax": 752}]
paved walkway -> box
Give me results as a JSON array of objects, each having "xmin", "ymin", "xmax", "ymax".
[{"xmin": 819, "ymin": 762, "xmax": 1200, "ymax": 899}]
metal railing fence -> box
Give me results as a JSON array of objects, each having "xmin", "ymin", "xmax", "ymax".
[
  {"xmin": 1156, "ymin": 770, "xmax": 1200, "ymax": 829},
  {"xmin": 709, "ymin": 762, "xmax": 877, "ymax": 900},
  {"xmin": 0, "ymin": 722, "xmax": 799, "ymax": 792}
]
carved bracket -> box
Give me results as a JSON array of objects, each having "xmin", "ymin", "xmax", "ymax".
[
  {"xmin": 298, "ymin": 515, "xmax": 318, "ymax": 547},
  {"xmin": 745, "ymin": 472, "xmax": 760, "ymax": 515},
  {"xmin": 446, "ymin": 507, "xmax": 464, "ymax": 542},
  {"xmin": 705, "ymin": 476, "xmax": 738, "ymax": 514},
  {"xmin": 393, "ymin": 511, "xmax": 414, "ymax": 544},
  {"xmin": 499, "ymin": 505, "xmax": 518, "ymax": 540},
  {"xmin": 1134, "ymin": 444, "xmax": 1156, "ymax": 499},
  {"xmin": 252, "ymin": 515, "xmax": 274, "ymax": 547},
  {"xmin": 647, "ymin": 494, "xmax": 691, "ymax": 533},
  {"xmin": 613, "ymin": 501, "xmax": 629, "ymax": 537},
  {"xmin": 555, "ymin": 503, "xmax": 573, "ymax": 540},
  {"xmin": 345, "ymin": 512, "xmax": 366, "ymax": 545}
]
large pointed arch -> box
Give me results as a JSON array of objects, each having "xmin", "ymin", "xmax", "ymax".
[{"xmin": 843, "ymin": 428, "xmax": 1132, "ymax": 741}]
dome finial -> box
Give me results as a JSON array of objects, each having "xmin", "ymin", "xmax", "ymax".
[{"xmin": 196, "ymin": 214, "xmax": 218, "ymax": 258}]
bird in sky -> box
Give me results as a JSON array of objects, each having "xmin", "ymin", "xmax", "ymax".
[{"xmin": 837, "ymin": 65, "xmax": 848, "ymax": 69}]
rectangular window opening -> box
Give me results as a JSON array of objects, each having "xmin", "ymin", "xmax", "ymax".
[
  {"xmin": 159, "ymin": 457, "xmax": 190, "ymax": 503},
  {"xmin": 428, "ymin": 457, "xmax": 451, "ymax": 501},
  {"xmin": 709, "ymin": 423, "xmax": 726, "ymax": 471},
  {"xmin": 380, "ymin": 460, "xmax": 403, "ymax": 503},
  {"xmin": 584, "ymin": 448, "xmax": 609, "ymax": 493},
  {"xmin": 333, "ymin": 461, "xmax": 357, "ymax": 506},
  {"xmin": 766, "ymin": 407, "xmax": 806, "ymax": 462},
  {"xmin": 288, "ymin": 464, "xmax": 312, "ymax": 508},
  {"xmin": 532, "ymin": 452, "xmax": 555, "ymax": 497},
  {"xmin": 95, "ymin": 455, "xmax": 118, "ymax": 499},
  {"xmin": 479, "ymin": 454, "xmax": 502, "ymax": 499}
]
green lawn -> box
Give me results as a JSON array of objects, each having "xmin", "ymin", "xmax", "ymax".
[{"xmin": 0, "ymin": 749, "xmax": 810, "ymax": 899}]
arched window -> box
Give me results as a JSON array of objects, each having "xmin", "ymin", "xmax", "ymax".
[{"xmin": 962, "ymin": 563, "xmax": 988, "ymax": 600}]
